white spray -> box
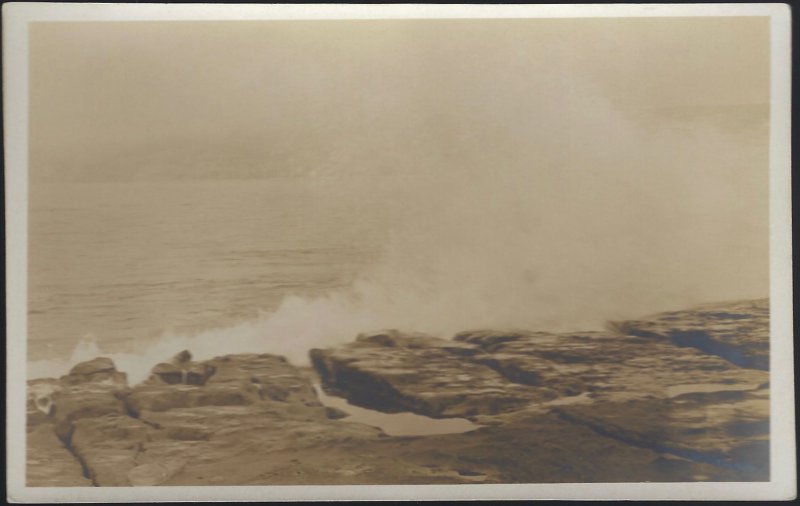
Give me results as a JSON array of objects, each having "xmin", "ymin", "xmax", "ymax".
[{"xmin": 27, "ymin": 81, "xmax": 769, "ymax": 385}]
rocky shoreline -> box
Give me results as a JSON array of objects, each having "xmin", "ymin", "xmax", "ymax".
[{"xmin": 27, "ymin": 299, "xmax": 770, "ymax": 486}]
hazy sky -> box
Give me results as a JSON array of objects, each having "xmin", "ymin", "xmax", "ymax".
[{"xmin": 29, "ymin": 17, "xmax": 769, "ymax": 181}]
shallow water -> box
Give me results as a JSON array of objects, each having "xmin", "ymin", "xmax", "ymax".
[
  {"xmin": 665, "ymin": 383, "xmax": 761, "ymax": 398},
  {"xmin": 543, "ymin": 391, "xmax": 593, "ymax": 406},
  {"xmin": 312, "ymin": 383, "xmax": 479, "ymax": 437}
]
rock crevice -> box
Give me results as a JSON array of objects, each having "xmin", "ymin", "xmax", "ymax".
[
  {"xmin": 608, "ymin": 299, "xmax": 769, "ymax": 370},
  {"xmin": 27, "ymin": 299, "xmax": 770, "ymax": 486}
]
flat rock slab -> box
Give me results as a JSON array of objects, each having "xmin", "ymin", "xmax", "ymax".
[
  {"xmin": 391, "ymin": 411, "xmax": 743, "ymax": 483},
  {"xmin": 126, "ymin": 383, "xmax": 262, "ymax": 415},
  {"xmin": 456, "ymin": 330, "xmax": 768, "ymax": 403},
  {"xmin": 70, "ymin": 414, "xmax": 155, "ymax": 486},
  {"xmin": 156, "ymin": 410, "xmax": 739, "ymax": 485},
  {"xmin": 555, "ymin": 387, "xmax": 769, "ymax": 480},
  {"xmin": 26, "ymin": 424, "xmax": 92, "ymax": 486},
  {"xmin": 609, "ymin": 299, "xmax": 769, "ymax": 370},
  {"xmin": 313, "ymin": 324, "xmax": 767, "ymax": 419},
  {"xmin": 204, "ymin": 353, "xmax": 321, "ymax": 405},
  {"xmin": 128, "ymin": 353, "xmax": 322, "ymax": 416},
  {"xmin": 311, "ymin": 332, "xmax": 546, "ymax": 418}
]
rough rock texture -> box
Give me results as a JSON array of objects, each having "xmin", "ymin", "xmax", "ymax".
[
  {"xmin": 310, "ymin": 330, "xmax": 542, "ymax": 418},
  {"xmin": 311, "ymin": 300, "xmax": 770, "ymax": 481},
  {"xmin": 27, "ymin": 351, "xmax": 386, "ymax": 486},
  {"xmin": 608, "ymin": 299, "xmax": 769, "ymax": 370},
  {"xmin": 27, "ymin": 424, "xmax": 92, "ymax": 486},
  {"xmin": 555, "ymin": 387, "xmax": 770, "ymax": 479},
  {"xmin": 27, "ymin": 299, "xmax": 770, "ymax": 486},
  {"xmin": 457, "ymin": 329, "xmax": 767, "ymax": 403}
]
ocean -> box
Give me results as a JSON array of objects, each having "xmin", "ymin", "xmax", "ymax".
[
  {"xmin": 27, "ymin": 177, "xmax": 384, "ymax": 380},
  {"xmin": 25, "ymin": 106, "xmax": 771, "ymax": 384}
]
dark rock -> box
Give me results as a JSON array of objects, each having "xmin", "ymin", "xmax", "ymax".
[
  {"xmin": 68, "ymin": 357, "xmax": 116, "ymax": 377},
  {"xmin": 454, "ymin": 330, "xmax": 536, "ymax": 351},
  {"xmin": 185, "ymin": 363, "xmax": 216, "ymax": 385},
  {"xmin": 357, "ymin": 330, "xmax": 437, "ymax": 348},
  {"xmin": 151, "ymin": 362, "xmax": 184, "ymax": 385},
  {"xmin": 311, "ymin": 333, "xmax": 547, "ymax": 418},
  {"xmin": 609, "ymin": 299, "xmax": 769, "ymax": 370},
  {"xmin": 325, "ymin": 406, "xmax": 350, "ymax": 420},
  {"xmin": 260, "ymin": 383, "xmax": 290, "ymax": 402},
  {"xmin": 357, "ymin": 330, "xmax": 478, "ymax": 355},
  {"xmin": 311, "ymin": 324, "xmax": 767, "ymax": 419},
  {"xmin": 151, "ymin": 361, "xmax": 216, "ymax": 386},
  {"xmin": 61, "ymin": 357, "xmax": 128, "ymax": 388},
  {"xmin": 172, "ymin": 350, "xmax": 192, "ymax": 364}
]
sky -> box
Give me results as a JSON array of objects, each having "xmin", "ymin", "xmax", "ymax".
[{"xmin": 29, "ymin": 16, "xmax": 769, "ymax": 181}]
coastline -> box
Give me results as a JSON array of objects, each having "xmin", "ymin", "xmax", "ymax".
[{"xmin": 26, "ymin": 298, "xmax": 770, "ymax": 486}]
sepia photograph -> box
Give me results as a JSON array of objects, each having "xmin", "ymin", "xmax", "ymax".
[{"xmin": 4, "ymin": 3, "xmax": 794, "ymax": 502}]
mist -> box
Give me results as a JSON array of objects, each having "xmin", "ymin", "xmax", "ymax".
[
  {"xmin": 287, "ymin": 81, "xmax": 769, "ymax": 340},
  {"xmin": 27, "ymin": 17, "xmax": 770, "ymax": 383}
]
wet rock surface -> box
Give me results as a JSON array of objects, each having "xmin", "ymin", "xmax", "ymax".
[{"xmin": 27, "ymin": 299, "xmax": 770, "ymax": 485}]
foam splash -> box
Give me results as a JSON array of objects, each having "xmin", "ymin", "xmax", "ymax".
[
  {"xmin": 27, "ymin": 294, "xmax": 367, "ymax": 385},
  {"xmin": 27, "ymin": 84, "xmax": 768, "ymax": 385}
]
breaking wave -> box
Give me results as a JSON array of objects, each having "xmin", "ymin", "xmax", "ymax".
[{"xmin": 27, "ymin": 86, "xmax": 769, "ymax": 386}]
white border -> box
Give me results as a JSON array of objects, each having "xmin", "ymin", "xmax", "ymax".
[{"xmin": 4, "ymin": 3, "xmax": 794, "ymax": 502}]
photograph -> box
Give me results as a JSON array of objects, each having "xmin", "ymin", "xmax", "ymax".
[{"xmin": 4, "ymin": 3, "xmax": 794, "ymax": 502}]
